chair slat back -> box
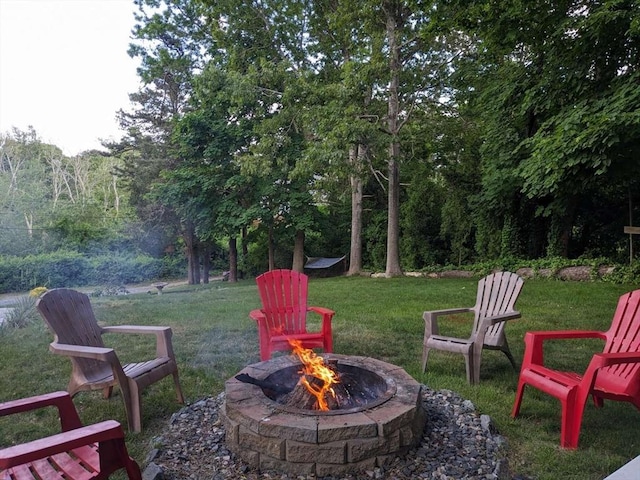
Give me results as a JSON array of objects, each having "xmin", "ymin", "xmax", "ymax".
[
  {"xmin": 473, "ymin": 272, "xmax": 524, "ymax": 340},
  {"xmin": 37, "ymin": 289, "xmax": 104, "ymax": 347},
  {"xmin": 37, "ymin": 288, "xmax": 110, "ymax": 381},
  {"xmin": 256, "ymin": 269, "xmax": 309, "ymax": 335},
  {"xmin": 602, "ymin": 289, "xmax": 640, "ymax": 383}
]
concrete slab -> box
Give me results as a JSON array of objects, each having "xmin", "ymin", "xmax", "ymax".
[{"xmin": 604, "ymin": 455, "xmax": 640, "ymax": 480}]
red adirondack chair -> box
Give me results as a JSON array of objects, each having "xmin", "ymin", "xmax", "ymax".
[
  {"xmin": 0, "ymin": 391, "xmax": 142, "ymax": 479},
  {"xmin": 250, "ymin": 269, "xmax": 334, "ymax": 361},
  {"xmin": 511, "ymin": 288, "xmax": 640, "ymax": 449}
]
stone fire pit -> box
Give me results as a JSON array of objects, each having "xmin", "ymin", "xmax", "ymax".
[{"xmin": 220, "ymin": 354, "xmax": 427, "ymax": 477}]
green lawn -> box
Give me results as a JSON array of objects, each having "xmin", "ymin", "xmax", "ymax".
[{"xmin": 0, "ymin": 276, "xmax": 638, "ymax": 479}]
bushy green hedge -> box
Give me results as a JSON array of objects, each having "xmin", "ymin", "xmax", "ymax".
[
  {"xmin": 0, "ymin": 251, "xmax": 166, "ymax": 293},
  {"xmin": 87, "ymin": 255, "xmax": 163, "ymax": 286}
]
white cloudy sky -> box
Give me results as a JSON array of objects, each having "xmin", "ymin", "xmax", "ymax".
[{"xmin": 0, "ymin": 0, "xmax": 141, "ymax": 155}]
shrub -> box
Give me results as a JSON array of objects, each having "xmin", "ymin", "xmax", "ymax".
[
  {"xmin": 88, "ymin": 255, "xmax": 163, "ymax": 285},
  {"xmin": 0, "ymin": 251, "xmax": 166, "ymax": 293},
  {"xmin": 0, "ymin": 295, "xmax": 38, "ymax": 331}
]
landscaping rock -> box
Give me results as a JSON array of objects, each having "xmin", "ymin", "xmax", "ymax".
[{"xmin": 148, "ymin": 387, "xmax": 516, "ymax": 480}]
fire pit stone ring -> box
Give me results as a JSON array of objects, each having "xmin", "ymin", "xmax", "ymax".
[{"xmin": 221, "ymin": 354, "xmax": 427, "ymax": 477}]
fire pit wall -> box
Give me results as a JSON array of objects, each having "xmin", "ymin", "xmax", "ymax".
[{"xmin": 221, "ymin": 354, "xmax": 427, "ymax": 477}]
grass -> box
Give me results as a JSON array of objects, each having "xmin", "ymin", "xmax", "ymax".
[{"xmin": 0, "ymin": 276, "xmax": 638, "ymax": 479}]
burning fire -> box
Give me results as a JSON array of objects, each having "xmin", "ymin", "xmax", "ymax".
[{"xmin": 289, "ymin": 339, "xmax": 339, "ymax": 410}]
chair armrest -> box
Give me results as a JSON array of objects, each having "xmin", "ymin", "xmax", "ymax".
[
  {"xmin": 423, "ymin": 307, "xmax": 473, "ymax": 337},
  {"xmin": 102, "ymin": 325, "xmax": 175, "ymax": 358},
  {"xmin": 102, "ymin": 325, "xmax": 171, "ymax": 335},
  {"xmin": 522, "ymin": 330, "xmax": 607, "ymax": 366},
  {"xmin": 525, "ymin": 330, "xmax": 606, "ymax": 342},
  {"xmin": 249, "ymin": 309, "xmax": 271, "ymax": 346},
  {"xmin": 487, "ymin": 311, "xmax": 521, "ymax": 325},
  {"xmin": 474, "ymin": 311, "xmax": 522, "ymax": 346},
  {"xmin": 308, "ymin": 307, "xmax": 334, "ymax": 335},
  {"xmin": 0, "ymin": 391, "xmax": 69, "ymax": 417},
  {"xmin": 592, "ymin": 351, "xmax": 640, "ymax": 368},
  {"xmin": 579, "ymin": 352, "xmax": 640, "ymax": 396},
  {"xmin": 308, "ymin": 306, "xmax": 334, "ymax": 317},
  {"xmin": 49, "ymin": 342, "xmax": 118, "ymax": 362},
  {"xmin": 49, "ymin": 343, "xmax": 129, "ymax": 388},
  {"xmin": 249, "ymin": 309, "xmax": 266, "ymax": 322},
  {"xmin": 0, "ymin": 391, "xmax": 82, "ymax": 431},
  {"xmin": 0, "ymin": 420, "xmax": 124, "ymax": 469}
]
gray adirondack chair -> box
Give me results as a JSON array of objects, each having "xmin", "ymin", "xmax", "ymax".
[
  {"xmin": 421, "ymin": 271, "xmax": 524, "ymax": 384},
  {"xmin": 36, "ymin": 288, "xmax": 184, "ymax": 432}
]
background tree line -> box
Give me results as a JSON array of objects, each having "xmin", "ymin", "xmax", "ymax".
[{"xmin": 1, "ymin": 0, "xmax": 639, "ymax": 289}]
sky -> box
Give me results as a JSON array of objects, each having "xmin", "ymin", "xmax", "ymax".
[{"xmin": 0, "ymin": 0, "xmax": 141, "ymax": 156}]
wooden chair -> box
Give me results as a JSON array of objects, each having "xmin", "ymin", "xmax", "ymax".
[
  {"xmin": 422, "ymin": 271, "xmax": 524, "ymax": 384},
  {"xmin": 250, "ymin": 269, "xmax": 334, "ymax": 361},
  {"xmin": 511, "ymin": 288, "xmax": 640, "ymax": 449},
  {"xmin": 0, "ymin": 390, "xmax": 142, "ymax": 479},
  {"xmin": 36, "ymin": 288, "xmax": 184, "ymax": 433}
]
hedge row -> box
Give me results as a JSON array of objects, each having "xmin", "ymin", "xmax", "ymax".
[{"xmin": 0, "ymin": 251, "xmax": 170, "ymax": 293}]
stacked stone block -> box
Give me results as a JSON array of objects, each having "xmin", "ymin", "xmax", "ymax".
[{"xmin": 221, "ymin": 354, "xmax": 427, "ymax": 477}]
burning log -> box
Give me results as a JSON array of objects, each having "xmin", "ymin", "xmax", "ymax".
[{"xmin": 280, "ymin": 374, "xmax": 341, "ymax": 410}]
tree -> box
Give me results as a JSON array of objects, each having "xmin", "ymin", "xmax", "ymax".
[
  {"xmin": 168, "ymin": 65, "xmax": 257, "ymax": 282},
  {"xmin": 442, "ymin": 0, "xmax": 640, "ymax": 259},
  {"xmin": 115, "ymin": 0, "xmax": 215, "ymax": 282}
]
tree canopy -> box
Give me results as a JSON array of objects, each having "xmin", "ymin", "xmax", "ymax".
[{"xmin": 2, "ymin": 0, "xmax": 639, "ymax": 284}]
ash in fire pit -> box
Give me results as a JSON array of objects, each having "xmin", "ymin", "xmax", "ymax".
[{"xmin": 221, "ymin": 353, "xmax": 427, "ymax": 477}]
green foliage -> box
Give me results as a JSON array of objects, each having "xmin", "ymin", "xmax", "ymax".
[
  {"xmin": 362, "ymin": 208, "xmax": 388, "ymax": 271},
  {"xmin": 0, "ymin": 252, "xmax": 90, "ymax": 292},
  {"xmin": 0, "ymin": 295, "xmax": 38, "ymax": 331},
  {"xmin": 5, "ymin": 1, "xmax": 640, "ymax": 285},
  {"xmin": 0, "ymin": 251, "xmax": 165, "ymax": 293},
  {"xmin": 601, "ymin": 262, "xmax": 640, "ymax": 284},
  {"xmin": 159, "ymin": 254, "xmax": 188, "ymax": 279},
  {"xmin": 87, "ymin": 255, "xmax": 163, "ymax": 286},
  {"xmin": 400, "ymin": 172, "xmax": 448, "ymax": 268}
]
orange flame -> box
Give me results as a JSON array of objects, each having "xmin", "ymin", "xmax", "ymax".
[{"xmin": 289, "ymin": 339, "xmax": 338, "ymax": 410}]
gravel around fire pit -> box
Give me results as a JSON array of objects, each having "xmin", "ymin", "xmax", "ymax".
[{"xmin": 145, "ymin": 386, "xmax": 516, "ymax": 480}]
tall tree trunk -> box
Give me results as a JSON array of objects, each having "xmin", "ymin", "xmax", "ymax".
[
  {"xmin": 292, "ymin": 230, "xmax": 305, "ymax": 272},
  {"xmin": 184, "ymin": 222, "xmax": 199, "ymax": 284},
  {"xmin": 241, "ymin": 226, "xmax": 248, "ymax": 279},
  {"xmin": 348, "ymin": 144, "xmax": 365, "ymax": 276},
  {"xmin": 268, "ymin": 225, "xmax": 275, "ymax": 271},
  {"xmin": 228, "ymin": 236, "xmax": 238, "ymax": 282},
  {"xmin": 202, "ymin": 243, "xmax": 211, "ymax": 284},
  {"xmin": 384, "ymin": 5, "xmax": 403, "ymax": 277}
]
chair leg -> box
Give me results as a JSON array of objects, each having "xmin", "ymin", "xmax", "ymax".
[
  {"xmin": 421, "ymin": 346, "xmax": 431, "ymax": 373},
  {"xmin": 173, "ymin": 371, "xmax": 185, "ymax": 404},
  {"xmin": 592, "ymin": 394, "xmax": 604, "ymax": 408},
  {"xmin": 470, "ymin": 347, "xmax": 483, "ymax": 385},
  {"xmin": 560, "ymin": 388, "xmax": 578, "ymax": 449},
  {"xmin": 500, "ymin": 338, "xmax": 518, "ymax": 371},
  {"xmin": 565, "ymin": 389, "xmax": 593, "ymax": 450},
  {"xmin": 259, "ymin": 338, "xmax": 271, "ymax": 362},
  {"xmin": 511, "ymin": 379, "xmax": 526, "ymax": 417},
  {"xmin": 128, "ymin": 383, "xmax": 143, "ymax": 434},
  {"xmin": 100, "ymin": 437, "xmax": 143, "ymax": 480},
  {"xmin": 324, "ymin": 335, "xmax": 333, "ymax": 353},
  {"xmin": 463, "ymin": 352, "xmax": 473, "ymax": 384}
]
